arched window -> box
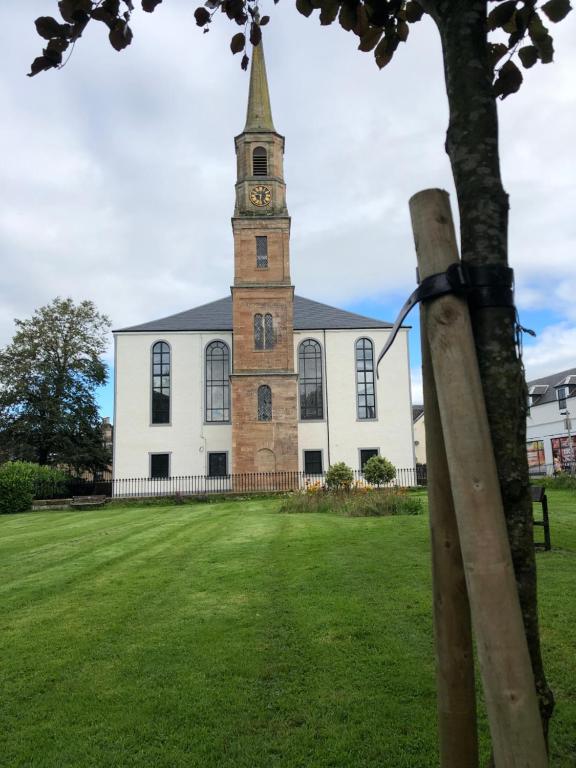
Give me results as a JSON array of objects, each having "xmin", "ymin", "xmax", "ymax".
[
  {"xmin": 298, "ymin": 339, "xmax": 323, "ymax": 420},
  {"xmin": 254, "ymin": 313, "xmax": 275, "ymax": 350},
  {"xmin": 205, "ymin": 341, "xmax": 230, "ymax": 422},
  {"xmin": 264, "ymin": 313, "xmax": 274, "ymax": 349},
  {"xmin": 253, "ymin": 146, "xmax": 268, "ymax": 176},
  {"xmin": 258, "ymin": 385, "xmax": 272, "ymax": 421},
  {"xmin": 151, "ymin": 341, "xmax": 170, "ymax": 424},
  {"xmin": 254, "ymin": 314, "xmax": 264, "ymax": 350},
  {"xmin": 356, "ymin": 338, "xmax": 376, "ymax": 419}
]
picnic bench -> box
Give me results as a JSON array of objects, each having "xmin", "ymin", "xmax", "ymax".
[{"xmin": 531, "ymin": 486, "xmax": 551, "ymax": 551}]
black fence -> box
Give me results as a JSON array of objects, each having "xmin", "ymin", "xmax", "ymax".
[{"xmin": 35, "ymin": 466, "xmax": 428, "ymax": 500}]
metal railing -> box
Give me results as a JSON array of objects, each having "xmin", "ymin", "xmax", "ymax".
[{"xmin": 35, "ymin": 466, "xmax": 427, "ymax": 500}]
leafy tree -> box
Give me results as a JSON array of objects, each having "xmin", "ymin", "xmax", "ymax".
[
  {"xmin": 325, "ymin": 461, "xmax": 354, "ymax": 490},
  {"xmin": 0, "ymin": 298, "xmax": 111, "ymax": 473},
  {"xmin": 363, "ymin": 454, "xmax": 396, "ymax": 486},
  {"xmin": 26, "ymin": 0, "xmax": 573, "ymax": 740}
]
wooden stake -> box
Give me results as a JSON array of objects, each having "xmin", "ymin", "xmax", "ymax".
[
  {"xmin": 410, "ymin": 189, "xmax": 548, "ymax": 768},
  {"xmin": 420, "ymin": 307, "xmax": 478, "ymax": 767}
]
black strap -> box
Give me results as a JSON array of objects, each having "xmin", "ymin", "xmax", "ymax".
[{"xmin": 376, "ymin": 262, "xmax": 514, "ymax": 374}]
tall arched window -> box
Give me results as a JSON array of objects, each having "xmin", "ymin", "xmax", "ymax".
[
  {"xmin": 252, "ymin": 146, "xmax": 268, "ymax": 176},
  {"xmin": 298, "ymin": 339, "xmax": 323, "ymax": 420},
  {"xmin": 356, "ymin": 338, "xmax": 376, "ymax": 419},
  {"xmin": 254, "ymin": 314, "xmax": 264, "ymax": 350},
  {"xmin": 151, "ymin": 341, "xmax": 170, "ymax": 424},
  {"xmin": 254, "ymin": 313, "xmax": 275, "ymax": 350},
  {"xmin": 258, "ymin": 385, "xmax": 272, "ymax": 421},
  {"xmin": 205, "ymin": 341, "xmax": 230, "ymax": 422},
  {"xmin": 264, "ymin": 313, "xmax": 274, "ymax": 349}
]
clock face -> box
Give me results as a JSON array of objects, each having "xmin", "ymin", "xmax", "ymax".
[{"xmin": 250, "ymin": 185, "xmax": 272, "ymax": 207}]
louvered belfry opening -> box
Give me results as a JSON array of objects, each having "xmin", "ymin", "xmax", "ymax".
[{"xmin": 252, "ymin": 146, "xmax": 268, "ymax": 176}]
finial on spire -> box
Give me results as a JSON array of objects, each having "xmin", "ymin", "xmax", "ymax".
[{"xmin": 244, "ymin": 41, "xmax": 275, "ymax": 132}]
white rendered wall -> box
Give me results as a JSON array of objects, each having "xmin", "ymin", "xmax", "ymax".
[
  {"xmin": 294, "ymin": 328, "xmax": 415, "ymax": 472},
  {"xmin": 114, "ymin": 331, "xmax": 232, "ymax": 479},
  {"xmin": 114, "ymin": 325, "xmax": 415, "ymax": 480},
  {"xmin": 413, "ymin": 415, "xmax": 427, "ymax": 465}
]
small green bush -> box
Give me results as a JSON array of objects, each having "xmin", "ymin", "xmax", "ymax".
[
  {"xmin": 280, "ymin": 488, "xmax": 422, "ymax": 517},
  {"xmin": 363, "ymin": 455, "xmax": 396, "ymax": 486},
  {"xmin": 325, "ymin": 462, "xmax": 353, "ymax": 490},
  {"xmin": 0, "ymin": 462, "xmax": 35, "ymax": 514},
  {"xmin": 534, "ymin": 473, "xmax": 576, "ymax": 491}
]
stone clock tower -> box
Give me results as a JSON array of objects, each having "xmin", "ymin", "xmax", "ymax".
[{"xmin": 230, "ymin": 42, "xmax": 299, "ymax": 475}]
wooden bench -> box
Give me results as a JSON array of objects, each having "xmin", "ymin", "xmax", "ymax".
[
  {"xmin": 531, "ymin": 486, "xmax": 551, "ymax": 551},
  {"xmin": 70, "ymin": 495, "xmax": 108, "ymax": 510}
]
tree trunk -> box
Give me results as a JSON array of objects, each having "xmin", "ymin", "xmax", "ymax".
[{"xmin": 424, "ymin": 0, "xmax": 554, "ymax": 747}]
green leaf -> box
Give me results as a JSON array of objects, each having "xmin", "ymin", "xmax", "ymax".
[
  {"xmin": 396, "ymin": 19, "xmax": 409, "ymax": 42},
  {"xmin": 493, "ymin": 59, "xmax": 523, "ymax": 99},
  {"xmin": 28, "ymin": 55, "xmax": 58, "ymax": 77},
  {"xmin": 108, "ymin": 18, "xmax": 133, "ymax": 50},
  {"xmin": 541, "ymin": 0, "xmax": 572, "ymax": 22},
  {"xmin": 230, "ymin": 31, "xmax": 245, "ymax": 53},
  {"xmin": 194, "ymin": 6, "xmax": 211, "ymax": 25},
  {"xmin": 488, "ymin": 1, "xmax": 518, "ymax": 31},
  {"xmin": 241, "ymin": 53, "xmax": 249, "ymax": 70},
  {"xmin": 296, "ymin": 0, "xmax": 314, "ymax": 17},
  {"xmin": 57, "ymin": 0, "xmax": 92, "ymax": 23},
  {"xmin": 249, "ymin": 21, "xmax": 262, "ymax": 45},
  {"xmin": 374, "ymin": 34, "xmax": 393, "ymax": 69},
  {"xmin": 358, "ymin": 26, "xmax": 382, "ymax": 51},
  {"xmin": 404, "ymin": 1, "xmax": 424, "ymax": 23},
  {"xmin": 319, "ymin": 0, "xmax": 340, "ymax": 26},
  {"xmin": 517, "ymin": 44, "xmax": 538, "ymax": 68},
  {"xmin": 34, "ymin": 16, "xmax": 71, "ymax": 39},
  {"xmin": 488, "ymin": 42, "xmax": 508, "ymax": 69},
  {"xmin": 338, "ymin": 1, "xmax": 356, "ymax": 31},
  {"xmin": 529, "ymin": 14, "xmax": 554, "ymax": 62},
  {"xmin": 259, "ymin": 15, "xmax": 270, "ymax": 25},
  {"xmin": 142, "ymin": 0, "xmax": 163, "ymax": 11}
]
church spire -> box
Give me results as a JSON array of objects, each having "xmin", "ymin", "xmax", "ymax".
[{"xmin": 244, "ymin": 41, "xmax": 275, "ymax": 133}]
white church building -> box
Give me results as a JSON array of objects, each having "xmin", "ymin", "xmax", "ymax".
[{"xmin": 112, "ymin": 43, "xmax": 415, "ymax": 486}]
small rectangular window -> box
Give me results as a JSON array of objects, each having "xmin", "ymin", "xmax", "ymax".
[
  {"xmin": 360, "ymin": 449, "xmax": 379, "ymax": 471},
  {"xmin": 208, "ymin": 452, "xmax": 228, "ymax": 477},
  {"xmin": 150, "ymin": 453, "xmax": 170, "ymax": 479},
  {"xmin": 557, "ymin": 387, "xmax": 567, "ymax": 411},
  {"xmin": 304, "ymin": 450, "xmax": 323, "ymax": 475},
  {"xmin": 256, "ymin": 236, "xmax": 268, "ymax": 268}
]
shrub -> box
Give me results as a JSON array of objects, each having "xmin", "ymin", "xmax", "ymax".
[
  {"xmin": 325, "ymin": 462, "xmax": 353, "ymax": 491},
  {"xmin": 534, "ymin": 473, "xmax": 576, "ymax": 491},
  {"xmin": 0, "ymin": 462, "xmax": 35, "ymax": 514},
  {"xmin": 363, "ymin": 455, "xmax": 396, "ymax": 486},
  {"xmin": 279, "ymin": 487, "xmax": 422, "ymax": 517}
]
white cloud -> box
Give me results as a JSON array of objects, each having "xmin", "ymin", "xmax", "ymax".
[
  {"xmin": 0, "ymin": 2, "xmax": 575, "ymax": 370},
  {"xmin": 410, "ymin": 369, "xmax": 423, "ymax": 407},
  {"xmin": 523, "ymin": 323, "xmax": 576, "ymax": 381}
]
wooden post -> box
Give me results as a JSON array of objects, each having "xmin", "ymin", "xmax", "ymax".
[
  {"xmin": 410, "ymin": 189, "xmax": 548, "ymax": 768},
  {"xmin": 420, "ymin": 309, "xmax": 478, "ymax": 767}
]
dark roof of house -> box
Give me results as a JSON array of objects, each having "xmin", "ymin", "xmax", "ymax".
[
  {"xmin": 115, "ymin": 295, "xmax": 396, "ymax": 333},
  {"xmin": 526, "ymin": 366, "xmax": 576, "ymax": 407},
  {"xmin": 412, "ymin": 405, "xmax": 424, "ymax": 422}
]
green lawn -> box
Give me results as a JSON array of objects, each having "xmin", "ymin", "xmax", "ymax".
[{"xmin": 0, "ymin": 491, "xmax": 574, "ymax": 767}]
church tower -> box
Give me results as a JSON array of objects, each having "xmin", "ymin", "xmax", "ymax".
[{"xmin": 230, "ymin": 42, "xmax": 299, "ymax": 475}]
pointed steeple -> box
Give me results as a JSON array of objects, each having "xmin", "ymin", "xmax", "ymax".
[{"xmin": 244, "ymin": 41, "xmax": 275, "ymax": 133}]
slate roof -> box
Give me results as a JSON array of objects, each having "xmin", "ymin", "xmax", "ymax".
[
  {"xmin": 412, "ymin": 405, "xmax": 424, "ymax": 422},
  {"xmin": 115, "ymin": 295, "xmax": 395, "ymax": 333},
  {"xmin": 526, "ymin": 366, "xmax": 576, "ymax": 407}
]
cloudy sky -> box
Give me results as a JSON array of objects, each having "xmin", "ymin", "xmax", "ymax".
[{"xmin": 2, "ymin": 2, "xmax": 575, "ymax": 419}]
